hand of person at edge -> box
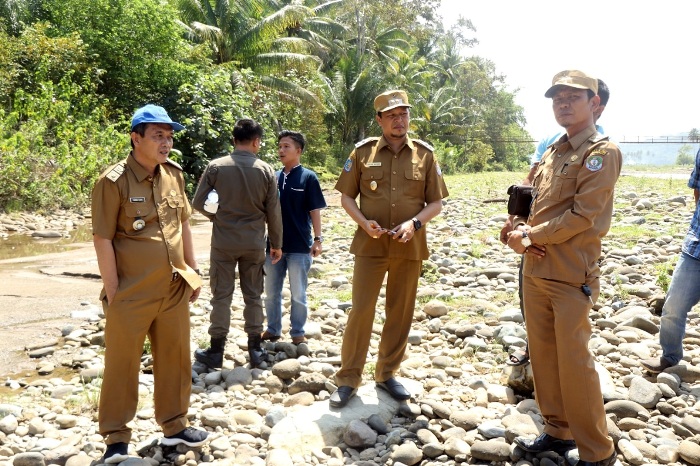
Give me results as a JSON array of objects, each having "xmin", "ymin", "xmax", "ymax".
[{"xmin": 270, "ymin": 248, "xmax": 283, "ymax": 264}]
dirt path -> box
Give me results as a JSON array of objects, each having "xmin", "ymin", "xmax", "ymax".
[
  {"xmin": 0, "ymin": 217, "xmax": 214, "ymax": 378},
  {"xmin": 0, "ymin": 190, "xmax": 342, "ymax": 378}
]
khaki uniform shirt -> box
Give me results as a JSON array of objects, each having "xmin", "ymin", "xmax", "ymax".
[
  {"xmin": 92, "ymin": 154, "xmax": 201, "ymax": 300},
  {"xmin": 518, "ymin": 125, "xmax": 622, "ymax": 284},
  {"xmin": 335, "ymin": 136, "xmax": 449, "ymax": 260},
  {"xmin": 192, "ymin": 150, "xmax": 282, "ymax": 251}
]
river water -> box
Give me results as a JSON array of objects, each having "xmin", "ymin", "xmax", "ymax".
[{"xmin": 0, "ymin": 223, "xmax": 93, "ymax": 261}]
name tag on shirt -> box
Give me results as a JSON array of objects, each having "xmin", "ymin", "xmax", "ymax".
[
  {"xmin": 365, "ymin": 162, "xmax": 382, "ymax": 167},
  {"xmin": 130, "ymin": 197, "xmax": 146, "ymax": 203}
]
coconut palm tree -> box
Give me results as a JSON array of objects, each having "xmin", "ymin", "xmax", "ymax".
[{"xmin": 175, "ymin": 0, "xmax": 323, "ymax": 103}]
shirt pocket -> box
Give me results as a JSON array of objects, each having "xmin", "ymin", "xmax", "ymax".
[
  {"xmin": 551, "ymin": 162, "xmax": 582, "ymax": 201},
  {"xmin": 123, "ymin": 203, "xmax": 154, "ymax": 234},
  {"xmin": 403, "ymin": 168, "xmax": 425, "ymax": 198},
  {"xmin": 165, "ymin": 194, "xmax": 184, "ymax": 225},
  {"xmin": 361, "ymin": 169, "xmax": 384, "ymax": 193}
]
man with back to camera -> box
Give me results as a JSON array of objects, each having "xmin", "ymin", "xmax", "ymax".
[
  {"xmin": 261, "ymin": 130, "xmax": 326, "ymax": 344},
  {"xmin": 192, "ymin": 118, "xmax": 283, "ymax": 369},
  {"xmin": 500, "ymin": 79, "xmax": 610, "ymax": 367},
  {"xmin": 330, "ymin": 90, "xmax": 449, "ymax": 408},
  {"xmin": 92, "ymin": 104, "xmax": 208, "ymax": 463},
  {"xmin": 506, "ymin": 71, "xmax": 621, "ymax": 466}
]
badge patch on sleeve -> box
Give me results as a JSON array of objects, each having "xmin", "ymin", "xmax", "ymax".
[
  {"xmin": 435, "ymin": 162, "xmax": 442, "ymax": 176},
  {"xmin": 343, "ymin": 158, "xmax": 353, "ymax": 172},
  {"xmin": 585, "ymin": 155, "xmax": 604, "ymax": 172}
]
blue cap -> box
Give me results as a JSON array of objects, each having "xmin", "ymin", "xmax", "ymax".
[{"xmin": 130, "ymin": 104, "xmax": 185, "ymax": 132}]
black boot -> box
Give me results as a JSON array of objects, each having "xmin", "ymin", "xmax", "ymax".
[
  {"xmin": 247, "ymin": 333, "xmax": 268, "ymax": 368},
  {"xmin": 194, "ymin": 337, "xmax": 226, "ymax": 369}
]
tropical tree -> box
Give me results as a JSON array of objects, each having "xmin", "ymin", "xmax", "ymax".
[
  {"xmin": 276, "ymin": 0, "xmax": 347, "ymax": 69},
  {"xmin": 175, "ymin": 0, "xmax": 323, "ymax": 103},
  {"xmin": 324, "ymin": 54, "xmax": 382, "ymax": 156},
  {"xmin": 677, "ymin": 144, "xmax": 694, "ymax": 166},
  {"xmin": 41, "ymin": 0, "xmax": 200, "ymax": 112}
]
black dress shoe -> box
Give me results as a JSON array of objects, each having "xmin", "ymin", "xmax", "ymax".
[
  {"xmin": 376, "ymin": 377, "xmax": 411, "ymax": 400},
  {"xmin": 329, "ymin": 386, "xmax": 357, "ymax": 408},
  {"xmin": 103, "ymin": 442, "xmax": 129, "ymax": 464},
  {"xmin": 514, "ymin": 432, "xmax": 576, "ymax": 454},
  {"xmin": 578, "ymin": 450, "xmax": 616, "ymax": 466}
]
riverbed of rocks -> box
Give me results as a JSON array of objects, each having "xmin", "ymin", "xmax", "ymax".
[
  {"xmin": 3, "ymin": 178, "xmax": 700, "ymax": 466},
  {"xmin": 0, "ymin": 210, "xmax": 89, "ymax": 238}
]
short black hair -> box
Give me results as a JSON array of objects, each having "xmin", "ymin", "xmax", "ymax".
[
  {"xmin": 277, "ymin": 130, "xmax": 306, "ymax": 151},
  {"xmin": 597, "ymin": 79, "xmax": 610, "ymax": 106},
  {"xmin": 233, "ymin": 119, "xmax": 263, "ymax": 143},
  {"xmin": 130, "ymin": 123, "xmax": 148, "ymax": 149}
]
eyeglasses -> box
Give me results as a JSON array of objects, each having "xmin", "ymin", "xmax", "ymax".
[{"xmin": 382, "ymin": 112, "xmax": 409, "ymax": 121}]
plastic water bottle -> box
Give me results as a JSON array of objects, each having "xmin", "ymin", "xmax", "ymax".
[{"xmin": 204, "ymin": 189, "xmax": 219, "ymax": 214}]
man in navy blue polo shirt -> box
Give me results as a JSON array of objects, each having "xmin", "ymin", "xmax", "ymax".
[{"xmin": 262, "ymin": 130, "xmax": 327, "ymax": 344}]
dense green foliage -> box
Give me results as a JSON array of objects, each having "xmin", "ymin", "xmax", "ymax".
[{"xmin": 0, "ymin": 0, "xmax": 533, "ymax": 211}]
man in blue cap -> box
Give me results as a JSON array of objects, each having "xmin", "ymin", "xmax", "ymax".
[{"xmin": 92, "ymin": 104, "xmax": 208, "ymax": 463}]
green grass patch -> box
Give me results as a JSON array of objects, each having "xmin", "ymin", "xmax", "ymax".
[{"xmin": 655, "ymin": 256, "xmax": 678, "ymax": 293}]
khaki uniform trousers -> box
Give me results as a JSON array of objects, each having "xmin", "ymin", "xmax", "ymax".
[
  {"xmin": 523, "ymin": 275, "xmax": 614, "ymax": 462},
  {"xmin": 99, "ymin": 277, "xmax": 191, "ymax": 444},
  {"xmin": 209, "ymin": 247, "xmax": 266, "ymax": 337},
  {"xmin": 334, "ymin": 256, "xmax": 421, "ymax": 388}
]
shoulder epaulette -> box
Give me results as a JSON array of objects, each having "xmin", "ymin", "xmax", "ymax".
[
  {"xmin": 355, "ymin": 137, "xmax": 380, "ymax": 148},
  {"xmin": 165, "ymin": 158, "xmax": 183, "ymax": 170},
  {"xmin": 105, "ymin": 162, "xmax": 126, "ymax": 183},
  {"xmin": 589, "ymin": 133, "xmax": 609, "ymax": 143},
  {"xmin": 414, "ymin": 139, "xmax": 434, "ymax": 151}
]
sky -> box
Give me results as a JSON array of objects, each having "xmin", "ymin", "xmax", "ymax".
[{"xmin": 439, "ymin": 0, "xmax": 699, "ymax": 142}]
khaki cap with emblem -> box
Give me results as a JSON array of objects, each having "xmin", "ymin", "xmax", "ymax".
[
  {"xmin": 374, "ymin": 90, "xmax": 412, "ymax": 113},
  {"xmin": 544, "ymin": 70, "xmax": 598, "ymax": 98}
]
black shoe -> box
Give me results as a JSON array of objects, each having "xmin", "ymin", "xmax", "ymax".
[
  {"xmin": 261, "ymin": 330, "xmax": 281, "ymax": 342},
  {"xmin": 329, "ymin": 386, "xmax": 357, "ymax": 408},
  {"xmin": 514, "ymin": 432, "xmax": 576, "ymax": 454},
  {"xmin": 194, "ymin": 348, "xmax": 223, "ymax": 369},
  {"xmin": 376, "ymin": 377, "xmax": 411, "ymax": 401},
  {"xmin": 578, "ymin": 450, "xmax": 617, "ymax": 466},
  {"xmin": 161, "ymin": 427, "xmax": 209, "ymax": 447},
  {"xmin": 103, "ymin": 442, "xmax": 129, "ymax": 464},
  {"xmin": 247, "ymin": 333, "xmax": 268, "ymax": 368}
]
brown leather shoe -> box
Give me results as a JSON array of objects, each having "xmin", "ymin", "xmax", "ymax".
[
  {"xmin": 261, "ymin": 330, "xmax": 281, "ymax": 342},
  {"xmin": 640, "ymin": 357, "xmax": 675, "ymax": 373},
  {"xmin": 292, "ymin": 335, "xmax": 306, "ymax": 345}
]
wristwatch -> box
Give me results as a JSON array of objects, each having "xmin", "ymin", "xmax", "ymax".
[
  {"xmin": 521, "ymin": 231, "xmax": 532, "ymax": 248},
  {"xmin": 313, "ymin": 236, "xmax": 323, "ymax": 243},
  {"xmin": 412, "ymin": 218, "xmax": 422, "ymax": 231}
]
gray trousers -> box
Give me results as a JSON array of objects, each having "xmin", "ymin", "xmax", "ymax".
[{"xmin": 208, "ymin": 247, "xmax": 266, "ymax": 337}]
